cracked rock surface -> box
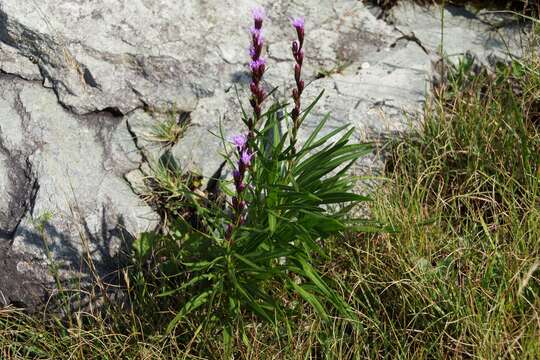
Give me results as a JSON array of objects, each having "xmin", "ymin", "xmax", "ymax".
[
  {"xmin": 0, "ymin": 75, "xmax": 158, "ymax": 307},
  {"xmin": 0, "ymin": 0, "xmax": 526, "ymax": 308}
]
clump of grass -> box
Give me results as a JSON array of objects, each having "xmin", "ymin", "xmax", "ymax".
[
  {"xmin": 0, "ymin": 306, "xmax": 164, "ymax": 359},
  {"xmin": 336, "ymin": 54, "xmax": 539, "ymax": 358},
  {"xmin": 148, "ymin": 109, "xmax": 189, "ymax": 146},
  {"xmin": 140, "ymin": 152, "xmax": 204, "ymax": 227}
]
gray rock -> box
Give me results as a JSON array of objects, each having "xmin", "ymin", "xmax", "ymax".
[
  {"xmin": 0, "ymin": 0, "xmax": 527, "ymax": 308},
  {"xmin": 0, "ymin": 75, "xmax": 158, "ymax": 307},
  {"xmin": 387, "ymin": 2, "xmax": 527, "ymax": 65},
  {"xmin": 171, "ymin": 2, "xmax": 524, "ymax": 182}
]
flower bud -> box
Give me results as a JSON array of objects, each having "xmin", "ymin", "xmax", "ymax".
[
  {"xmin": 292, "ymin": 40, "xmax": 299, "ymax": 55},
  {"xmin": 257, "ymin": 89, "xmax": 266, "ymax": 103},
  {"xmin": 295, "ymin": 63, "xmax": 301, "ymax": 83},
  {"xmin": 250, "ymin": 58, "xmax": 266, "ymax": 79},
  {"xmin": 292, "ymin": 88, "xmax": 299, "ymax": 101},
  {"xmin": 291, "ymin": 17, "xmax": 304, "ymax": 32},
  {"xmin": 237, "ymin": 182, "xmax": 245, "ymax": 192},
  {"xmin": 238, "ymin": 200, "xmax": 245, "ymax": 212},
  {"xmin": 297, "ymin": 49, "xmax": 304, "ymax": 66},
  {"xmin": 250, "ymin": 82, "xmax": 258, "ymax": 95}
]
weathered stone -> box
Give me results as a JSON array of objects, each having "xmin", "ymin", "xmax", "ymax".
[
  {"xmin": 387, "ymin": 2, "xmax": 526, "ymax": 65},
  {"xmin": 0, "ymin": 42, "xmax": 41, "ymax": 81},
  {"xmin": 171, "ymin": 1, "xmax": 525, "ymax": 182},
  {"xmin": 0, "ymin": 76, "xmax": 158, "ymax": 307}
]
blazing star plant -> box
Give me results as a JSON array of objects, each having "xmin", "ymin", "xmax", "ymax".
[{"xmin": 134, "ymin": 7, "xmax": 374, "ymax": 346}]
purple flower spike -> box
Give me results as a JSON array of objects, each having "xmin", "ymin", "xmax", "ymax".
[
  {"xmin": 289, "ymin": 14, "xmax": 306, "ymax": 151},
  {"xmin": 252, "ymin": 7, "xmax": 265, "ymax": 29},
  {"xmin": 228, "ymin": 7, "xmax": 269, "ymax": 241},
  {"xmin": 247, "ymin": 7, "xmax": 267, "ymax": 128}
]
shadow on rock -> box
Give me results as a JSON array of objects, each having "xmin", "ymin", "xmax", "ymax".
[{"xmin": 1, "ymin": 206, "xmax": 136, "ymax": 313}]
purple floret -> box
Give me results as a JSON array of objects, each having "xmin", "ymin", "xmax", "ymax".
[
  {"xmin": 232, "ymin": 134, "xmax": 248, "ymax": 149},
  {"xmin": 291, "ymin": 17, "xmax": 304, "ymax": 30}
]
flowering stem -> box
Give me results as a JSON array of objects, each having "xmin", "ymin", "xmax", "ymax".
[
  {"xmin": 226, "ymin": 7, "xmax": 267, "ymax": 242},
  {"xmin": 289, "ymin": 17, "xmax": 305, "ymax": 167},
  {"xmin": 248, "ymin": 7, "xmax": 267, "ymax": 142},
  {"xmin": 226, "ymin": 134, "xmax": 253, "ymax": 242}
]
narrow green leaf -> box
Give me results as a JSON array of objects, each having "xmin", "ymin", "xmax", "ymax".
[
  {"xmin": 289, "ymin": 280, "xmax": 329, "ymax": 322},
  {"xmin": 268, "ymin": 211, "xmax": 277, "ymax": 233},
  {"xmin": 157, "ymin": 273, "xmax": 215, "ymax": 298},
  {"xmin": 232, "ymin": 252, "xmax": 265, "ymax": 272},
  {"xmin": 166, "ymin": 290, "xmax": 213, "ymax": 333}
]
